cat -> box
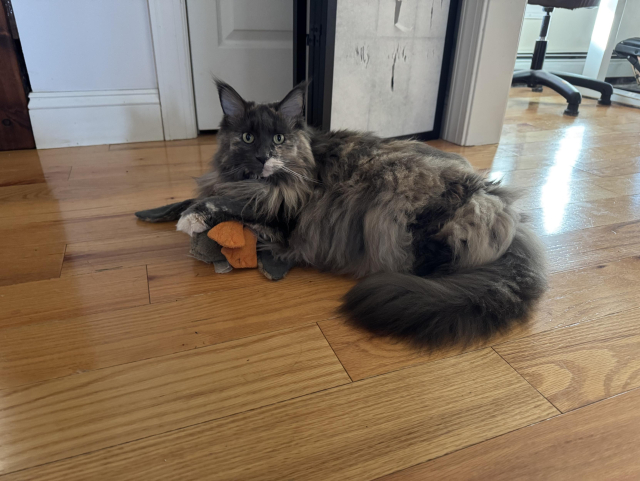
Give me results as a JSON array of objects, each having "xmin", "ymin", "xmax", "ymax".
[{"xmin": 175, "ymin": 80, "xmax": 547, "ymax": 348}]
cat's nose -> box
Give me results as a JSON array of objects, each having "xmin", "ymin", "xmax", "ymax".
[{"xmin": 255, "ymin": 155, "xmax": 269, "ymax": 164}]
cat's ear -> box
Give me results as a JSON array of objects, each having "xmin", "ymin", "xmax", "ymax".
[
  {"xmin": 216, "ymin": 80, "xmax": 246, "ymax": 118},
  {"xmin": 277, "ymin": 81, "xmax": 309, "ymax": 120}
]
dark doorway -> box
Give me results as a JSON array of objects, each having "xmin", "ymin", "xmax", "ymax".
[
  {"xmin": 0, "ymin": 0, "xmax": 35, "ymax": 151},
  {"xmin": 297, "ymin": 0, "xmax": 460, "ymax": 140}
]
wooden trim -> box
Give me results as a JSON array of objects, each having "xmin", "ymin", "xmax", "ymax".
[
  {"xmin": 147, "ymin": 0, "xmax": 198, "ymax": 140},
  {"xmin": 442, "ymin": 0, "xmax": 527, "ymax": 146},
  {"xmin": 0, "ymin": 0, "xmax": 34, "ymax": 151},
  {"xmin": 28, "ymin": 89, "xmax": 164, "ymax": 149}
]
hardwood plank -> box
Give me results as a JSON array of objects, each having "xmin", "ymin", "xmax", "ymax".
[
  {"xmin": 61, "ymin": 232, "xmax": 188, "ymax": 276},
  {"xmin": 0, "ymin": 209, "xmax": 177, "ymax": 248},
  {"xmin": 0, "ymin": 164, "xmax": 70, "ymax": 187},
  {"xmin": 321, "ymin": 257, "xmax": 640, "ymax": 381},
  {"xmin": 0, "ymin": 325, "xmax": 350, "ymax": 474},
  {"xmin": 1, "ymin": 349, "xmax": 558, "ymax": 480},
  {"xmin": 527, "ymin": 193, "xmax": 640, "ymax": 237},
  {"xmin": 529, "ymin": 256, "xmax": 640, "ymax": 334},
  {"xmin": 0, "ymin": 179, "xmax": 194, "ymax": 219},
  {"xmin": 0, "ymin": 143, "xmax": 213, "ymax": 169},
  {"xmin": 108, "ymin": 134, "xmax": 216, "ymax": 151},
  {"xmin": 67, "ymin": 160, "xmax": 208, "ymax": 184},
  {"xmin": 515, "ymin": 180, "xmax": 618, "ymax": 211},
  {"xmin": 543, "ymin": 219, "xmax": 640, "ymax": 273},
  {"xmin": 318, "ymin": 316, "xmax": 471, "ymax": 381},
  {"xmin": 0, "ymin": 266, "xmax": 149, "ymax": 329},
  {"xmin": 495, "ymin": 308, "xmax": 640, "ymax": 412},
  {"xmin": 0, "ymin": 275, "xmax": 349, "ymax": 389},
  {"xmin": 148, "ymin": 261, "xmax": 355, "ymax": 303},
  {"xmin": 0, "ymin": 243, "xmax": 65, "ymax": 286},
  {"xmin": 488, "ymin": 167, "xmax": 598, "ymax": 189},
  {"xmin": 379, "ymin": 386, "xmax": 640, "ymax": 481},
  {"xmin": 594, "ymin": 173, "xmax": 640, "ymax": 196}
]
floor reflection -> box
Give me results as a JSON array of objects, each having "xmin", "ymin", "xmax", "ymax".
[{"xmin": 540, "ymin": 126, "xmax": 585, "ymax": 234}]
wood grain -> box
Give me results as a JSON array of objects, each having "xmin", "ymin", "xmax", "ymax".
[
  {"xmin": 594, "ymin": 172, "xmax": 640, "ymax": 196},
  {"xmin": 0, "ymin": 325, "xmax": 349, "ymax": 474},
  {"xmin": 61, "ymin": 232, "xmax": 188, "ymax": 276},
  {"xmin": 0, "ymin": 278, "xmax": 348, "ymax": 389},
  {"xmin": 321, "ymin": 257, "xmax": 640, "ymax": 381},
  {"xmin": 543, "ymin": 219, "xmax": 640, "ymax": 273},
  {"xmin": 527, "ymin": 194, "xmax": 640, "ymax": 237},
  {"xmin": 0, "ymin": 179, "xmax": 194, "ymax": 219},
  {"xmin": 379, "ymin": 386, "xmax": 640, "ymax": 481},
  {"xmin": 108, "ymin": 134, "xmax": 216, "ymax": 150},
  {"xmin": 147, "ymin": 261, "xmax": 356, "ymax": 303},
  {"xmin": 0, "ymin": 209, "xmax": 176, "ymax": 248},
  {"xmin": 318, "ymin": 316, "xmax": 472, "ymax": 381},
  {"xmin": 0, "ymin": 243, "xmax": 65, "ymax": 286},
  {"xmin": 1, "ymin": 86, "xmax": 640, "ymax": 479},
  {"xmin": 1, "ymin": 349, "xmax": 557, "ymax": 480},
  {"xmin": 0, "ymin": 266, "xmax": 149, "ymax": 329},
  {"xmin": 495, "ymin": 308, "xmax": 640, "ymax": 412}
]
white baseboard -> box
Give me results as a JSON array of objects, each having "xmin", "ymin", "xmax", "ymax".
[
  {"xmin": 28, "ymin": 89, "xmax": 165, "ymax": 149},
  {"xmin": 611, "ymin": 88, "xmax": 640, "ymax": 108},
  {"xmin": 514, "ymin": 57, "xmax": 630, "ymax": 77}
]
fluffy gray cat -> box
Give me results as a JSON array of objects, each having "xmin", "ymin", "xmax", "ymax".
[{"xmin": 175, "ymin": 81, "xmax": 547, "ymax": 347}]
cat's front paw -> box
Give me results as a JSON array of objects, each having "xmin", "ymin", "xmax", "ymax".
[{"xmin": 176, "ymin": 212, "xmax": 209, "ymax": 236}]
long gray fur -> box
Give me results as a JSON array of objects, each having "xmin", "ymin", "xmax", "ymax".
[{"xmin": 177, "ymin": 80, "xmax": 548, "ymax": 348}]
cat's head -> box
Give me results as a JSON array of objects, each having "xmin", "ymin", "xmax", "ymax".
[{"xmin": 212, "ymin": 80, "xmax": 315, "ymax": 184}]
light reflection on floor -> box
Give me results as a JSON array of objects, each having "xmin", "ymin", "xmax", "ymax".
[{"xmin": 540, "ymin": 126, "xmax": 585, "ymax": 234}]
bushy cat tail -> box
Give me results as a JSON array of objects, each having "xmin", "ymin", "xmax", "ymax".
[
  {"xmin": 340, "ymin": 226, "xmax": 547, "ymax": 348},
  {"xmin": 135, "ymin": 199, "xmax": 195, "ymax": 223}
]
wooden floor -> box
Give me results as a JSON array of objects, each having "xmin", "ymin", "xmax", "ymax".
[{"xmin": 1, "ymin": 88, "xmax": 640, "ymax": 480}]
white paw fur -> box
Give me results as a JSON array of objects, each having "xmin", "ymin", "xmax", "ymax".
[{"xmin": 176, "ymin": 212, "xmax": 208, "ymax": 236}]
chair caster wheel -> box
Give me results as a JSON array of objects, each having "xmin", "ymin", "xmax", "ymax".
[
  {"xmin": 598, "ymin": 97, "xmax": 612, "ymax": 106},
  {"xmin": 564, "ymin": 104, "xmax": 579, "ymax": 116},
  {"xmin": 532, "ymin": 86, "xmax": 543, "ymax": 92}
]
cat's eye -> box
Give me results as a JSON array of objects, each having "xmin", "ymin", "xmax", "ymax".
[
  {"xmin": 242, "ymin": 133, "xmax": 254, "ymax": 144},
  {"xmin": 273, "ymin": 134, "xmax": 285, "ymax": 145}
]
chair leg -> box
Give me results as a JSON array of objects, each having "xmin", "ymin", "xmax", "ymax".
[
  {"xmin": 530, "ymin": 71, "xmax": 582, "ymax": 116},
  {"xmin": 551, "ymin": 72, "xmax": 613, "ymax": 105},
  {"xmin": 513, "ymin": 70, "xmax": 533, "ymax": 86}
]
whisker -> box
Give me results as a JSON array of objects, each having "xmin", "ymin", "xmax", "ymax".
[{"xmin": 281, "ymin": 166, "xmax": 322, "ymax": 184}]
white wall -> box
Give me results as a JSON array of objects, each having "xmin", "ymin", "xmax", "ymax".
[
  {"xmin": 518, "ymin": 6, "xmax": 598, "ymax": 54},
  {"xmin": 516, "ymin": 4, "xmax": 633, "ymax": 78},
  {"xmin": 607, "ymin": 0, "xmax": 640, "ymax": 77},
  {"xmin": 11, "ymin": 0, "xmax": 164, "ymax": 148},
  {"xmin": 12, "ymin": 0, "xmax": 157, "ymax": 92}
]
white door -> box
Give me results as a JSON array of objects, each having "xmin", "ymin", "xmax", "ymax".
[{"xmin": 187, "ymin": 0, "xmax": 294, "ymax": 130}]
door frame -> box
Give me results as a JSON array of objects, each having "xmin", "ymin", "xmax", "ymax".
[
  {"xmin": 147, "ymin": 0, "xmax": 198, "ymax": 140},
  {"xmin": 304, "ymin": 0, "xmax": 461, "ymax": 139},
  {"xmin": 149, "ymin": 0, "xmax": 522, "ymax": 145}
]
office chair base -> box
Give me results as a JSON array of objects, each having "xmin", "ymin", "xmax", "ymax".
[
  {"xmin": 514, "ymin": 69, "xmax": 582, "ymax": 114},
  {"xmin": 564, "ymin": 103, "xmax": 580, "ymax": 116}
]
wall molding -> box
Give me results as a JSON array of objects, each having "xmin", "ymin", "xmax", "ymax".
[
  {"xmin": 442, "ymin": 0, "xmax": 527, "ymax": 146},
  {"xmin": 148, "ymin": 0, "xmax": 198, "ymax": 140},
  {"xmin": 514, "ymin": 56, "xmax": 630, "ymax": 77},
  {"xmin": 28, "ymin": 89, "xmax": 164, "ymax": 149}
]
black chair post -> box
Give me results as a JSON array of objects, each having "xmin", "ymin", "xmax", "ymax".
[
  {"xmin": 531, "ymin": 7, "xmax": 553, "ymax": 72},
  {"xmin": 512, "ymin": 2, "xmax": 612, "ymax": 116}
]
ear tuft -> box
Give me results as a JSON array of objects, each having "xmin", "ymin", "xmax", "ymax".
[
  {"xmin": 215, "ymin": 79, "xmax": 246, "ymax": 118},
  {"xmin": 277, "ymin": 81, "xmax": 309, "ymax": 120}
]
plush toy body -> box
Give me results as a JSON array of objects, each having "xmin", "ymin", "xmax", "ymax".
[
  {"xmin": 135, "ymin": 199, "xmax": 294, "ymax": 280},
  {"xmin": 207, "ymin": 221, "xmax": 257, "ymax": 269}
]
